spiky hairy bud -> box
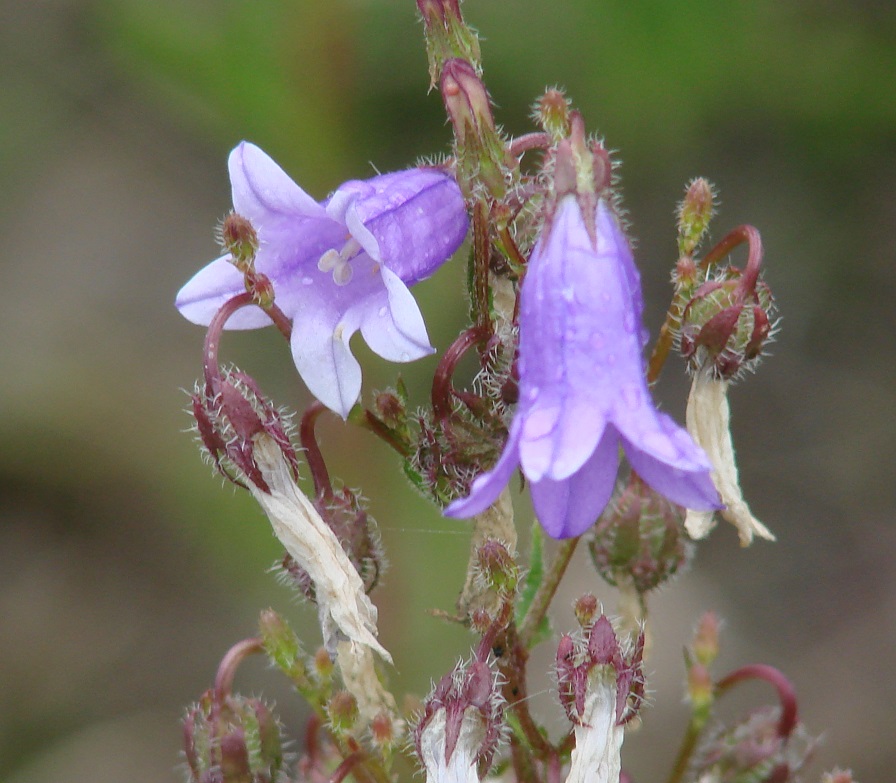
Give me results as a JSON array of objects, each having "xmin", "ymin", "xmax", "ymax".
[
  {"xmin": 417, "ymin": 0, "xmax": 481, "ymax": 89},
  {"xmin": 184, "ymin": 691, "xmax": 283, "ymax": 783},
  {"xmin": 677, "ymin": 178, "xmax": 717, "ymax": 256},
  {"xmin": 589, "ymin": 474, "xmax": 693, "ymax": 595},
  {"xmin": 218, "ymin": 211, "xmax": 259, "ymax": 271},
  {"xmin": 534, "ymin": 88, "xmax": 571, "ymax": 141}
]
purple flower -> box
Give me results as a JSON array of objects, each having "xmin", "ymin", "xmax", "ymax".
[
  {"xmin": 446, "ymin": 195, "xmax": 720, "ymax": 538},
  {"xmin": 176, "ymin": 142, "xmax": 469, "ymax": 418}
]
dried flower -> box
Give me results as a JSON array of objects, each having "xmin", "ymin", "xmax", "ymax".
[
  {"xmin": 447, "ymin": 195, "xmax": 719, "ymax": 538},
  {"xmin": 415, "ymin": 659, "xmax": 504, "ymax": 783},
  {"xmin": 555, "ymin": 616, "xmax": 644, "ymax": 783},
  {"xmin": 684, "ymin": 368, "xmax": 775, "ymax": 545},
  {"xmin": 177, "ymin": 142, "xmax": 468, "ymax": 417}
]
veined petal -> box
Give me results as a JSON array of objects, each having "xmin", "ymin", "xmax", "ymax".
[
  {"xmin": 335, "ymin": 169, "xmax": 469, "ymax": 284},
  {"xmin": 357, "ymin": 266, "xmax": 434, "ymax": 362},
  {"xmin": 290, "ymin": 300, "xmax": 362, "ymax": 419},
  {"xmin": 175, "ymin": 255, "xmax": 272, "ymax": 329},
  {"xmin": 530, "ymin": 430, "xmax": 619, "ymax": 539},
  {"xmin": 229, "ymin": 141, "xmax": 326, "ymax": 223},
  {"xmin": 445, "ymin": 420, "xmax": 522, "ymax": 519}
]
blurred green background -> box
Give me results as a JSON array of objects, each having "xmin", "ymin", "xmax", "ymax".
[{"xmin": 1, "ymin": 1, "xmax": 894, "ymax": 781}]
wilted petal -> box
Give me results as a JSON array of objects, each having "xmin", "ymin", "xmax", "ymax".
[
  {"xmin": 247, "ymin": 434, "xmax": 391, "ymax": 663},
  {"xmin": 685, "ymin": 369, "xmax": 775, "ymax": 545},
  {"xmin": 565, "ymin": 681, "xmax": 624, "ymax": 783},
  {"xmin": 336, "ymin": 641, "xmax": 403, "ymax": 730}
]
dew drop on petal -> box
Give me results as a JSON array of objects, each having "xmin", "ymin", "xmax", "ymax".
[
  {"xmin": 400, "ymin": 351, "xmax": 411, "ymax": 361},
  {"xmin": 302, "ymin": 276, "xmax": 314, "ymax": 286},
  {"xmin": 562, "ymin": 285, "xmax": 575, "ymax": 302},
  {"xmin": 377, "ymin": 306, "xmax": 388, "ymax": 317}
]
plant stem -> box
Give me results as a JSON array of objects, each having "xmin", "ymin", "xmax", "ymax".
[{"xmin": 519, "ymin": 537, "xmax": 580, "ymax": 648}]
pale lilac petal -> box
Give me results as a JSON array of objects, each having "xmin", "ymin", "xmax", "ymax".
[
  {"xmin": 357, "ymin": 267, "xmax": 434, "ymax": 362},
  {"xmin": 175, "ymin": 255, "xmax": 271, "ymax": 329},
  {"xmin": 339, "ymin": 169, "xmax": 469, "ymax": 284},
  {"xmin": 530, "ymin": 430, "xmax": 620, "ymax": 539},
  {"xmin": 290, "ymin": 302, "xmax": 362, "ymax": 419},
  {"xmin": 229, "ymin": 141, "xmax": 326, "ymax": 222},
  {"xmin": 445, "ymin": 421, "xmax": 522, "ymax": 519},
  {"xmin": 622, "ymin": 413, "xmax": 721, "ymax": 511}
]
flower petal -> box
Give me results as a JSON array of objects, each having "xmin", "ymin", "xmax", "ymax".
[
  {"xmin": 175, "ymin": 255, "xmax": 272, "ymax": 329},
  {"xmin": 290, "ymin": 298, "xmax": 362, "ymax": 419},
  {"xmin": 445, "ymin": 420, "xmax": 522, "ymax": 519},
  {"xmin": 357, "ymin": 266, "xmax": 434, "ymax": 362},
  {"xmin": 621, "ymin": 412, "xmax": 720, "ymax": 511},
  {"xmin": 334, "ymin": 169, "xmax": 469, "ymax": 284},
  {"xmin": 229, "ymin": 141, "xmax": 326, "ymax": 223},
  {"xmin": 529, "ymin": 429, "xmax": 619, "ymax": 538}
]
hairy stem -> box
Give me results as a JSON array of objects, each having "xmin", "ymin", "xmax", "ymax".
[{"xmin": 519, "ymin": 537, "xmax": 580, "ymax": 648}]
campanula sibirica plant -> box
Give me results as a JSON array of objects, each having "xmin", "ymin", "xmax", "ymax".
[{"xmin": 172, "ymin": 3, "xmax": 852, "ymax": 783}]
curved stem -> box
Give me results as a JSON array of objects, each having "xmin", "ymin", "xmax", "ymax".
[
  {"xmin": 329, "ymin": 752, "xmax": 364, "ymax": 783},
  {"xmin": 519, "ymin": 537, "xmax": 580, "ymax": 648},
  {"xmin": 715, "ymin": 664, "xmax": 798, "ymax": 739},
  {"xmin": 432, "ymin": 324, "xmax": 491, "ymax": 420},
  {"xmin": 700, "ymin": 224, "xmax": 763, "ymax": 300},
  {"xmin": 300, "ymin": 401, "xmax": 334, "ymax": 500},
  {"xmin": 508, "ymin": 132, "xmax": 551, "ymax": 159},
  {"xmin": 213, "ymin": 637, "xmax": 264, "ymax": 702},
  {"xmin": 203, "ymin": 292, "xmax": 292, "ymax": 391},
  {"xmin": 472, "ymin": 200, "xmax": 493, "ymax": 334}
]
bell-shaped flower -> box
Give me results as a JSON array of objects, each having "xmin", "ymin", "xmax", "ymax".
[
  {"xmin": 447, "ymin": 195, "xmax": 720, "ymax": 538},
  {"xmin": 176, "ymin": 142, "xmax": 469, "ymax": 418}
]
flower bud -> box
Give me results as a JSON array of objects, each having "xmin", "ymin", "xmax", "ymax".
[
  {"xmin": 415, "ymin": 658, "xmax": 504, "ymax": 783},
  {"xmin": 476, "ymin": 538, "xmax": 519, "ymax": 596},
  {"xmin": 573, "ymin": 594, "xmax": 599, "ymax": 629},
  {"xmin": 679, "ymin": 274, "xmax": 774, "ymax": 380},
  {"xmin": 441, "ymin": 58, "xmax": 507, "ymax": 197},
  {"xmin": 219, "ymin": 212, "xmax": 259, "ymax": 271},
  {"xmin": 191, "ymin": 368, "xmax": 299, "ymax": 493},
  {"xmin": 184, "ymin": 691, "xmax": 283, "ymax": 783},
  {"xmin": 313, "ymin": 646, "xmax": 334, "ymax": 682},
  {"xmin": 677, "ymin": 178, "xmax": 717, "ymax": 256},
  {"xmin": 417, "ymin": 0, "xmax": 481, "ymax": 89},
  {"xmin": 692, "ymin": 612, "xmax": 720, "ymax": 667},
  {"xmin": 534, "ymin": 88, "xmax": 571, "ymax": 141},
  {"xmin": 691, "ymin": 706, "xmax": 818, "ymax": 783},
  {"xmin": 588, "ymin": 475, "xmax": 693, "ymax": 595},
  {"xmin": 258, "ymin": 609, "xmax": 313, "ymax": 693},
  {"xmin": 328, "ymin": 690, "xmax": 360, "ymax": 734}
]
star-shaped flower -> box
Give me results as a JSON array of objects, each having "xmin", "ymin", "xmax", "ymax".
[
  {"xmin": 176, "ymin": 142, "xmax": 469, "ymax": 417},
  {"xmin": 447, "ymin": 195, "xmax": 720, "ymax": 538}
]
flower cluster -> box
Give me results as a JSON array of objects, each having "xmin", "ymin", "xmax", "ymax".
[{"xmin": 169, "ymin": 5, "xmax": 849, "ymax": 783}]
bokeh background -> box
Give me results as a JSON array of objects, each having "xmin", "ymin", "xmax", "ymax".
[{"xmin": 2, "ymin": 1, "xmax": 894, "ymax": 781}]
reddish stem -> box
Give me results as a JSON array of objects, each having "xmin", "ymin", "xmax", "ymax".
[
  {"xmin": 213, "ymin": 637, "xmax": 264, "ymax": 703},
  {"xmin": 329, "ymin": 752, "xmax": 364, "ymax": 783},
  {"xmin": 700, "ymin": 224, "xmax": 763, "ymax": 300},
  {"xmin": 472, "ymin": 200, "xmax": 493, "ymax": 333},
  {"xmin": 432, "ymin": 323, "xmax": 491, "ymax": 421},
  {"xmin": 715, "ymin": 664, "xmax": 798, "ymax": 739},
  {"xmin": 300, "ymin": 401, "xmax": 334, "ymax": 501},
  {"xmin": 203, "ymin": 292, "xmax": 292, "ymax": 391},
  {"xmin": 508, "ymin": 132, "xmax": 551, "ymax": 158}
]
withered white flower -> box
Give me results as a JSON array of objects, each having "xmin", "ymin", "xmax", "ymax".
[
  {"xmin": 336, "ymin": 640, "xmax": 403, "ymax": 732},
  {"xmin": 418, "ymin": 705, "xmax": 485, "ymax": 783},
  {"xmin": 247, "ymin": 433, "xmax": 392, "ymax": 663},
  {"xmin": 684, "ymin": 368, "xmax": 775, "ymax": 546},
  {"xmin": 565, "ymin": 675, "xmax": 624, "ymax": 783}
]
